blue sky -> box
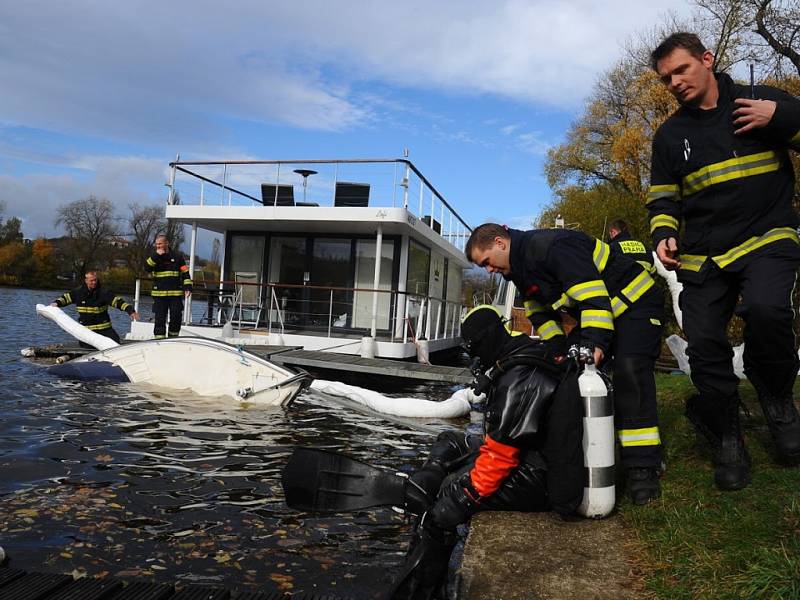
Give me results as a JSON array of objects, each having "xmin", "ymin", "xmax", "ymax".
[{"xmin": 0, "ymin": 0, "xmax": 694, "ymax": 256}]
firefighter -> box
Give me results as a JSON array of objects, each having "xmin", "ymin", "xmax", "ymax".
[
  {"xmin": 648, "ymin": 32, "xmax": 800, "ymax": 490},
  {"xmin": 51, "ymin": 270, "xmax": 138, "ymax": 345},
  {"xmin": 145, "ymin": 235, "xmax": 192, "ymax": 339},
  {"xmin": 608, "ymin": 218, "xmax": 655, "ymax": 275},
  {"xmin": 466, "ymin": 223, "xmax": 664, "ymax": 505}
]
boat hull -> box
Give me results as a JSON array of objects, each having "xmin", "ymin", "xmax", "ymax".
[{"xmin": 48, "ymin": 337, "xmax": 311, "ymax": 407}]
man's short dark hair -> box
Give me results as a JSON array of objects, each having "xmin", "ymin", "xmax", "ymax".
[
  {"xmin": 465, "ymin": 223, "xmax": 510, "ymax": 263},
  {"xmin": 651, "ymin": 32, "xmax": 707, "ymax": 71},
  {"xmin": 608, "ymin": 218, "xmax": 628, "ymax": 234}
]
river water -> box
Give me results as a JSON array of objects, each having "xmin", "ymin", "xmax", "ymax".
[{"xmin": 0, "ymin": 287, "xmax": 464, "ymax": 598}]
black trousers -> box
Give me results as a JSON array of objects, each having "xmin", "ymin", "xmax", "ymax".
[
  {"xmin": 680, "ymin": 240, "xmax": 800, "ymax": 401},
  {"xmin": 153, "ymin": 297, "xmax": 184, "ymax": 338},
  {"xmin": 610, "ymin": 286, "xmax": 664, "ymax": 469}
]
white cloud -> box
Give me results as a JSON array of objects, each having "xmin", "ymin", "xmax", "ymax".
[
  {"xmin": 0, "ymin": 156, "xmax": 166, "ymax": 239},
  {"xmin": 0, "ymin": 0, "xmax": 691, "ymax": 146}
]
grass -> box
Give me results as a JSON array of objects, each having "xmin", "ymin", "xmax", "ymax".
[{"xmin": 620, "ymin": 374, "xmax": 800, "ymax": 600}]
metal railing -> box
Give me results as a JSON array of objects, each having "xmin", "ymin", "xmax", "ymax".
[
  {"xmin": 134, "ymin": 278, "xmax": 464, "ymax": 343},
  {"xmin": 166, "ymin": 158, "xmax": 472, "ymax": 252}
]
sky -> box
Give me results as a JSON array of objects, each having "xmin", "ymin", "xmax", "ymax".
[{"xmin": 0, "ymin": 0, "xmax": 695, "ymax": 256}]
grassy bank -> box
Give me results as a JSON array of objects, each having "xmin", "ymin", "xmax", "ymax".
[{"xmin": 622, "ymin": 374, "xmax": 800, "ymax": 599}]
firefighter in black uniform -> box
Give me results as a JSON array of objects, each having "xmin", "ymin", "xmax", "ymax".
[
  {"xmin": 466, "ymin": 223, "xmax": 664, "ymax": 505},
  {"xmin": 608, "ymin": 218, "xmax": 655, "ymax": 276},
  {"xmin": 387, "ymin": 305, "xmax": 584, "ymax": 599},
  {"xmin": 51, "ymin": 270, "xmax": 138, "ymax": 345},
  {"xmin": 145, "ymin": 235, "xmax": 192, "ymax": 339},
  {"xmin": 649, "ymin": 32, "xmax": 800, "ymax": 490}
]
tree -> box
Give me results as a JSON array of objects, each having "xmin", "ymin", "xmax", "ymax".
[
  {"xmin": 0, "ymin": 216, "xmax": 23, "ymax": 244},
  {"xmin": 163, "ymin": 191, "xmax": 186, "ymax": 251},
  {"xmin": 31, "ymin": 237, "xmax": 56, "ymax": 286},
  {"xmin": 55, "ymin": 196, "xmax": 119, "ymax": 275},
  {"xmin": 127, "ymin": 203, "xmax": 164, "ymax": 275}
]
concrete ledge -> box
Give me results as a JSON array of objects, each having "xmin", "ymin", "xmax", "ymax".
[{"xmin": 457, "ymin": 512, "xmax": 638, "ymax": 600}]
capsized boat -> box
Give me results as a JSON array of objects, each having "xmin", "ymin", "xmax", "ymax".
[{"xmin": 36, "ymin": 304, "xmax": 311, "ymax": 406}]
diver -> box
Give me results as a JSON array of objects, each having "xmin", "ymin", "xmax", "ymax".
[{"xmin": 283, "ymin": 304, "xmax": 588, "ymax": 599}]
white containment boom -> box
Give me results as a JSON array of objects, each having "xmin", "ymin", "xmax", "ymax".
[
  {"xmin": 36, "ymin": 303, "xmax": 119, "ymax": 350},
  {"xmin": 577, "ymin": 363, "xmax": 615, "ymax": 518}
]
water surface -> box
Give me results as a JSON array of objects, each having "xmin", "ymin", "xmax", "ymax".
[{"xmin": 0, "ymin": 287, "xmax": 463, "ymax": 597}]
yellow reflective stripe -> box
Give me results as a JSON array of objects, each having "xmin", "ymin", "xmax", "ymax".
[
  {"xmin": 580, "ymin": 309, "xmax": 614, "ymax": 331},
  {"xmin": 523, "ymin": 299, "xmax": 548, "ymax": 317},
  {"xmin": 77, "ymin": 306, "xmax": 108, "ymax": 313},
  {"xmin": 152, "ymin": 290, "xmax": 185, "ymax": 297},
  {"xmin": 462, "ymin": 304, "xmax": 503, "ymax": 323},
  {"xmin": 683, "ymin": 150, "xmax": 780, "ymax": 195},
  {"xmin": 146, "ymin": 257, "xmax": 157, "ymax": 267},
  {"xmin": 64, "ymin": 292, "xmax": 72, "ymax": 304},
  {"xmin": 712, "ymin": 227, "xmax": 800, "ymax": 269},
  {"xmin": 566, "ymin": 280, "xmax": 609, "ymax": 302},
  {"xmin": 154, "ymin": 271, "xmax": 181, "ymax": 277},
  {"xmin": 618, "ymin": 427, "xmax": 661, "ymax": 447},
  {"xmin": 650, "ymin": 214, "xmax": 679, "ymax": 233},
  {"xmin": 85, "ymin": 322, "xmax": 112, "ymax": 331},
  {"xmin": 620, "ymin": 270, "xmax": 655, "ymax": 304},
  {"xmin": 636, "ymin": 260, "xmax": 656, "ymax": 275},
  {"xmin": 551, "ymin": 293, "xmax": 575, "ymax": 310},
  {"xmin": 792, "ymin": 129, "xmax": 800, "ymax": 144},
  {"xmin": 646, "ymin": 184, "xmax": 680, "ymax": 205},
  {"xmin": 593, "ymin": 240, "xmax": 610, "ymax": 273},
  {"xmin": 536, "ymin": 320, "xmax": 564, "ymax": 340},
  {"xmin": 154, "ymin": 335, "xmax": 167, "ymax": 339},
  {"xmin": 679, "ymin": 254, "xmax": 707, "ymax": 273},
  {"xmin": 610, "ymin": 296, "xmax": 627, "ymax": 318},
  {"xmin": 184, "ymin": 279, "xmax": 193, "ymax": 286},
  {"xmin": 650, "ymin": 318, "xmax": 662, "ymax": 326}
]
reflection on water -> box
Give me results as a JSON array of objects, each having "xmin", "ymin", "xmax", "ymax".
[{"xmin": 0, "ymin": 288, "xmax": 465, "ymax": 597}]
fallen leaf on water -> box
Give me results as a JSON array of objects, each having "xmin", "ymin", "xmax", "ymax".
[{"xmin": 95, "ymin": 455, "xmax": 113, "ymax": 463}]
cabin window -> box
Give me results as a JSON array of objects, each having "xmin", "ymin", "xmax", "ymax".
[
  {"xmin": 353, "ymin": 240, "xmax": 394, "ymax": 329},
  {"xmin": 310, "ymin": 238, "xmax": 353, "ymax": 327},
  {"xmin": 407, "ymin": 240, "xmax": 430, "ymax": 297}
]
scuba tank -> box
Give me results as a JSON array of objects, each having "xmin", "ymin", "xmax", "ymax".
[{"xmin": 573, "ymin": 347, "xmax": 615, "ymax": 518}]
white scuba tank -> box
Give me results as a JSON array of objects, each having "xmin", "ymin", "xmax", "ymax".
[{"xmin": 577, "ymin": 362, "xmax": 615, "ymax": 518}]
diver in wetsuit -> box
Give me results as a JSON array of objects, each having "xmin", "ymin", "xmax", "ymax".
[{"xmin": 385, "ymin": 305, "xmax": 585, "ymax": 599}]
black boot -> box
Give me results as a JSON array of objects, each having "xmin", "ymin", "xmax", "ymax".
[
  {"xmin": 747, "ymin": 373, "xmax": 800, "ymax": 463},
  {"xmin": 685, "ymin": 395, "xmax": 751, "ymax": 491},
  {"xmin": 627, "ymin": 467, "xmax": 661, "ymax": 505},
  {"xmin": 386, "ymin": 519, "xmax": 455, "ymax": 600}
]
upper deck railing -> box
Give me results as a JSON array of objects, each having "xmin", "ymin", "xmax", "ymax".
[{"xmin": 166, "ymin": 157, "xmax": 472, "ymax": 252}]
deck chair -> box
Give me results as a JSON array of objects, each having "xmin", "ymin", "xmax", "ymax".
[
  {"xmin": 334, "ymin": 182, "xmax": 370, "ymax": 207},
  {"xmin": 234, "ymin": 271, "xmax": 263, "ymax": 327},
  {"xmin": 261, "ymin": 184, "xmax": 295, "ymax": 206}
]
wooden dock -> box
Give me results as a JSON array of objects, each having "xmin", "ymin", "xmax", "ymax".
[
  {"xmin": 0, "ymin": 567, "xmax": 354, "ymax": 600},
  {"xmin": 246, "ymin": 347, "xmax": 473, "ymax": 385}
]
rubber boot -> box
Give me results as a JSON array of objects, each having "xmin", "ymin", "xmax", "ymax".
[
  {"xmin": 386, "ymin": 519, "xmax": 455, "ymax": 600},
  {"xmin": 627, "ymin": 467, "xmax": 661, "ymax": 505},
  {"xmin": 747, "ymin": 373, "xmax": 800, "ymax": 463},
  {"xmin": 685, "ymin": 395, "xmax": 751, "ymax": 491}
]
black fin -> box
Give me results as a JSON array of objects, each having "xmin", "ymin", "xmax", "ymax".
[{"xmin": 282, "ymin": 447, "xmax": 407, "ymax": 512}]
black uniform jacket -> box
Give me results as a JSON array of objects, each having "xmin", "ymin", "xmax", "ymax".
[
  {"xmin": 507, "ymin": 227, "xmax": 654, "ymax": 352},
  {"xmin": 145, "ymin": 251, "xmax": 193, "ymax": 297},
  {"xmin": 610, "ymin": 230, "xmax": 654, "ymax": 275},
  {"xmin": 470, "ymin": 342, "xmax": 583, "ymax": 513},
  {"xmin": 648, "ymin": 72, "xmax": 800, "ymax": 283},
  {"xmin": 54, "ymin": 283, "xmax": 134, "ymax": 331}
]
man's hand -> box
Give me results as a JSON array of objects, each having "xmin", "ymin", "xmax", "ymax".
[
  {"xmin": 733, "ymin": 98, "xmax": 776, "ymax": 135},
  {"xmin": 49, "ymin": 302, "xmax": 58, "ymax": 307},
  {"xmin": 185, "ymin": 290, "xmax": 192, "ymax": 298},
  {"xmin": 593, "ymin": 346, "xmax": 604, "ymax": 366},
  {"xmin": 656, "ymin": 238, "xmax": 681, "ymax": 271},
  {"xmin": 130, "ymin": 311, "xmax": 139, "ymax": 321}
]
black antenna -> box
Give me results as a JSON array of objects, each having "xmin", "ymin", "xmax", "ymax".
[{"xmin": 749, "ymin": 63, "xmax": 755, "ymax": 99}]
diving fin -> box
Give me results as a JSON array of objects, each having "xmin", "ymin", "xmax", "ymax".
[{"xmin": 282, "ymin": 447, "xmax": 407, "ymax": 512}]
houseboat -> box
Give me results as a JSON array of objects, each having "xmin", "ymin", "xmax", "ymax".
[{"xmin": 128, "ymin": 157, "xmax": 483, "ymax": 360}]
